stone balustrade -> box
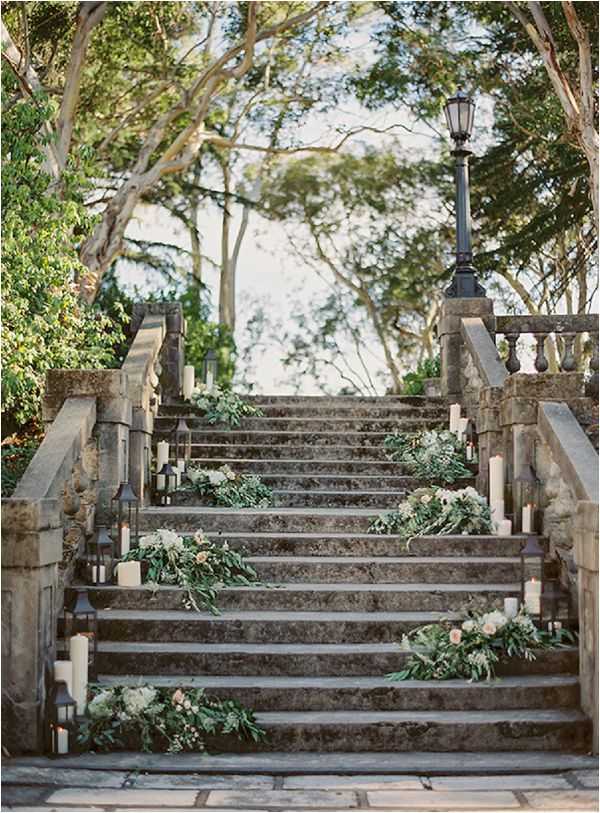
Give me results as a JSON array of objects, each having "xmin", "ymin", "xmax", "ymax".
[
  {"xmin": 439, "ymin": 296, "xmax": 599, "ymax": 754},
  {"xmin": 1, "ymin": 302, "xmax": 185, "ymax": 753}
]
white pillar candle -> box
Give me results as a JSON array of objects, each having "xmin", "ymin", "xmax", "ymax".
[
  {"xmin": 524, "ymin": 578, "xmax": 542, "ymax": 615},
  {"xmin": 177, "ymin": 458, "xmax": 185, "ymax": 475},
  {"xmin": 449, "ymin": 403, "xmax": 461, "ymax": 434},
  {"xmin": 466, "ymin": 443, "xmax": 474, "ymax": 461},
  {"xmin": 522, "ymin": 503, "xmax": 534, "ymax": 534},
  {"xmin": 497, "ymin": 518, "xmax": 512, "ymax": 537},
  {"xmin": 120, "ymin": 522, "xmax": 130, "ymax": 557},
  {"xmin": 70, "ymin": 635, "xmax": 89, "ymax": 715},
  {"xmin": 490, "ymin": 500, "xmax": 505, "ymax": 526},
  {"xmin": 175, "ymin": 464, "xmax": 181, "ymax": 488},
  {"xmin": 156, "ymin": 441, "xmax": 169, "ymax": 470},
  {"xmin": 54, "ymin": 726, "xmax": 69, "ymax": 755},
  {"xmin": 91, "ymin": 565, "xmax": 106, "ymax": 584},
  {"xmin": 504, "ymin": 597, "xmax": 519, "ymax": 619},
  {"xmin": 156, "ymin": 474, "xmax": 165, "ymax": 490},
  {"xmin": 489, "ymin": 455, "xmax": 504, "ymax": 504},
  {"xmin": 458, "ymin": 417, "xmax": 469, "ymax": 440},
  {"xmin": 117, "ymin": 561, "xmax": 142, "ymax": 588},
  {"xmin": 206, "ymin": 368, "xmax": 214, "ymax": 393},
  {"xmin": 53, "ymin": 661, "xmax": 73, "ymax": 695},
  {"xmin": 183, "ymin": 365, "xmax": 195, "ymax": 400}
]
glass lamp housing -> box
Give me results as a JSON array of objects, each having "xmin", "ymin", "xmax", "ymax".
[
  {"xmin": 64, "ymin": 588, "xmax": 98, "ymax": 679},
  {"xmin": 444, "ymin": 90, "xmax": 476, "ymax": 143},
  {"xmin": 111, "ymin": 482, "xmax": 139, "ymax": 557}
]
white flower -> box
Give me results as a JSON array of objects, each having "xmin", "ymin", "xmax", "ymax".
[
  {"xmin": 514, "ymin": 614, "xmax": 535, "ymax": 631},
  {"xmin": 482, "ymin": 622, "xmax": 497, "ymax": 636},
  {"xmin": 191, "ymin": 705, "xmax": 199, "ymax": 713},
  {"xmin": 87, "ymin": 690, "xmax": 114, "ymax": 719},
  {"xmin": 183, "ymin": 700, "xmax": 191, "ymax": 710},
  {"xmin": 398, "ymin": 634, "xmax": 412, "ymax": 652},
  {"xmin": 397, "ymin": 502, "xmax": 413, "ymax": 518},
  {"xmin": 482, "ymin": 610, "xmax": 508, "ymax": 630},
  {"xmin": 207, "ymin": 470, "xmax": 227, "ymax": 486},
  {"xmin": 467, "ymin": 651, "xmax": 489, "ymax": 667},
  {"xmin": 462, "ymin": 620, "xmax": 475, "ymax": 633},
  {"xmin": 122, "ymin": 686, "xmax": 157, "ymax": 716},
  {"xmin": 420, "ymin": 494, "xmax": 432, "ymax": 505}
]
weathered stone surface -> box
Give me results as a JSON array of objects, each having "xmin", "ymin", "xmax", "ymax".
[
  {"xmin": 1, "ymin": 766, "xmax": 126, "ymax": 788},
  {"xmin": 569, "ymin": 770, "xmax": 599, "ymax": 789},
  {"xmin": 205, "ymin": 789, "xmax": 359, "ymax": 808},
  {"xmin": 46, "ymin": 788, "xmax": 198, "ymax": 807},
  {"xmin": 366, "ymin": 789, "xmax": 520, "ymax": 808},
  {"xmin": 0, "ymin": 785, "xmax": 51, "ymax": 807},
  {"xmin": 523, "ymin": 790, "xmax": 599, "ymax": 809},
  {"xmin": 131, "ymin": 773, "xmax": 274, "ymax": 790},
  {"xmin": 461, "ymin": 317, "xmax": 508, "ymax": 389},
  {"xmin": 283, "ymin": 775, "xmax": 423, "ymax": 790},
  {"xmin": 430, "ymin": 774, "xmax": 573, "ymax": 790}
]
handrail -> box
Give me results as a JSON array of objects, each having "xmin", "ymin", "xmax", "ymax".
[
  {"xmin": 496, "ymin": 314, "xmax": 598, "ymax": 335},
  {"xmin": 460, "ymin": 317, "xmax": 508, "ymax": 388},
  {"xmin": 121, "ymin": 313, "xmax": 165, "ymax": 411}
]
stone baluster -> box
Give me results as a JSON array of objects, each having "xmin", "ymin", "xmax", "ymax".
[
  {"xmin": 559, "ymin": 332, "xmax": 577, "ymax": 372},
  {"xmin": 588, "ymin": 332, "xmax": 599, "ymax": 399},
  {"xmin": 533, "ymin": 333, "xmax": 549, "ymax": 373},
  {"xmin": 504, "ymin": 333, "xmax": 521, "ymax": 374}
]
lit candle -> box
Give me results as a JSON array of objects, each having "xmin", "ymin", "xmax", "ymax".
[
  {"xmin": 504, "ymin": 597, "xmax": 519, "ymax": 619},
  {"xmin": 156, "ymin": 441, "xmax": 169, "ymax": 470},
  {"xmin": 70, "ymin": 635, "xmax": 89, "ymax": 715},
  {"xmin": 174, "ymin": 463, "xmax": 181, "ymax": 488},
  {"xmin": 449, "ymin": 403, "xmax": 461, "ymax": 434},
  {"xmin": 117, "ymin": 561, "xmax": 142, "ymax": 588},
  {"xmin": 206, "ymin": 368, "xmax": 215, "ymax": 393},
  {"xmin": 53, "ymin": 661, "xmax": 73, "ymax": 695},
  {"xmin": 91, "ymin": 565, "xmax": 106, "ymax": 584},
  {"xmin": 120, "ymin": 522, "xmax": 130, "ymax": 557},
  {"xmin": 54, "ymin": 726, "xmax": 69, "ymax": 755},
  {"xmin": 524, "ymin": 578, "xmax": 541, "ymax": 615},
  {"xmin": 458, "ymin": 417, "xmax": 469, "ymax": 441},
  {"xmin": 497, "ymin": 518, "xmax": 512, "ymax": 537},
  {"xmin": 489, "ymin": 455, "xmax": 504, "ymax": 504},
  {"xmin": 466, "ymin": 443, "xmax": 474, "ymax": 462},
  {"xmin": 183, "ymin": 365, "xmax": 195, "ymax": 400},
  {"xmin": 522, "ymin": 503, "xmax": 534, "ymax": 534}
]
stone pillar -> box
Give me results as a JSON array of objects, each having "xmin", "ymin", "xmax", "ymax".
[
  {"xmin": 43, "ymin": 371, "xmax": 132, "ymax": 523},
  {"xmin": 575, "ymin": 500, "xmax": 599, "ymax": 754},
  {"xmin": 131, "ymin": 303, "xmax": 185, "ymax": 403},
  {"xmin": 476, "ymin": 386, "xmax": 504, "ymax": 498},
  {"xmin": 438, "ymin": 297, "xmax": 495, "ymax": 403},
  {"xmin": 129, "ymin": 408, "xmax": 153, "ymax": 506}
]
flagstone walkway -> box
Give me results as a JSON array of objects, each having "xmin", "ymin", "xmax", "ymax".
[{"xmin": 2, "ymin": 765, "xmax": 598, "ymax": 811}]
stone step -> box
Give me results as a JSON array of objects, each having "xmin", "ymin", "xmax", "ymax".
[
  {"xmin": 97, "ymin": 642, "xmax": 579, "ymax": 677},
  {"xmin": 186, "ymin": 443, "xmax": 394, "ymax": 460},
  {"xmin": 139, "ymin": 507, "xmax": 401, "ymax": 533},
  {"xmin": 97, "ymin": 608, "xmax": 518, "ymax": 644},
  {"xmin": 243, "ymin": 555, "xmax": 521, "ymax": 584},
  {"xmin": 96, "ymin": 674, "xmax": 580, "ymax": 712},
  {"xmin": 258, "ymin": 474, "xmax": 472, "ymax": 491},
  {"xmin": 200, "ymin": 533, "xmax": 529, "ymax": 558},
  {"xmin": 12, "ymin": 749, "xmax": 597, "ymax": 775},
  {"xmin": 210, "ymin": 709, "xmax": 591, "ymax": 753},
  {"xmin": 154, "ymin": 425, "xmax": 443, "ymax": 446},
  {"xmin": 163, "ymin": 404, "xmax": 448, "ymax": 419},
  {"xmin": 155, "ymin": 416, "xmax": 448, "ymax": 433},
  {"xmin": 88, "ymin": 582, "xmax": 520, "ymax": 613},
  {"xmin": 269, "ymin": 489, "xmax": 416, "ymax": 509},
  {"xmin": 177, "ymin": 458, "xmax": 404, "ymax": 475},
  {"xmin": 240, "ymin": 395, "xmax": 447, "ymax": 405}
]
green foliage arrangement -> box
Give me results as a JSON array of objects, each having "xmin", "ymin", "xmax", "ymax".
[
  {"xmin": 369, "ymin": 486, "xmax": 492, "ymax": 539},
  {"xmin": 1, "ymin": 439, "xmax": 40, "ymax": 497},
  {"xmin": 121, "ymin": 529, "xmax": 259, "ymax": 614},
  {"xmin": 185, "ymin": 464, "xmax": 273, "ymax": 509},
  {"xmin": 1, "ymin": 96, "xmax": 123, "ymax": 431},
  {"xmin": 190, "ymin": 384, "xmax": 263, "ymax": 427},
  {"xmin": 79, "ymin": 683, "xmax": 265, "ymax": 753},
  {"xmin": 387, "ymin": 608, "xmax": 571, "ymax": 682},
  {"xmin": 384, "ymin": 429, "xmax": 473, "ymax": 484},
  {"xmin": 401, "ymin": 356, "xmax": 440, "ymax": 396}
]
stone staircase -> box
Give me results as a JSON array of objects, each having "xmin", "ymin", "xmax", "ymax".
[{"xmin": 89, "ymin": 395, "xmax": 590, "ymax": 764}]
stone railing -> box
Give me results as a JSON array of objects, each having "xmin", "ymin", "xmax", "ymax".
[
  {"xmin": 1, "ymin": 302, "xmax": 185, "ymax": 753},
  {"xmin": 439, "ymin": 296, "xmax": 599, "ymax": 753},
  {"xmin": 495, "ymin": 314, "xmax": 598, "ymax": 396}
]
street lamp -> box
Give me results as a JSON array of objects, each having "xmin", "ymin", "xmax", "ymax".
[{"xmin": 443, "ymin": 89, "xmax": 485, "ymax": 298}]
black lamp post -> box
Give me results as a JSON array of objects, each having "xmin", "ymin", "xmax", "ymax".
[{"xmin": 443, "ymin": 89, "xmax": 485, "ymax": 299}]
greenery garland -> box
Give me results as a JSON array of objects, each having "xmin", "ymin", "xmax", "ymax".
[
  {"xmin": 190, "ymin": 384, "xmax": 263, "ymax": 427},
  {"xmin": 121, "ymin": 529, "xmax": 260, "ymax": 614},
  {"xmin": 387, "ymin": 608, "xmax": 572, "ymax": 682},
  {"xmin": 369, "ymin": 485, "xmax": 492, "ymax": 539},
  {"xmin": 384, "ymin": 429, "xmax": 473, "ymax": 483},
  {"xmin": 185, "ymin": 463, "xmax": 273, "ymax": 508},
  {"xmin": 79, "ymin": 684, "xmax": 265, "ymax": 753}
]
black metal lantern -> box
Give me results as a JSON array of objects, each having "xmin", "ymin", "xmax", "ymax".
[
  {"xmin": 173, "ymin": 417, "xmax": 192, "ymax": 466},
  {"xmin": 64, "ymin": 588, "xmax": 98, "ymax": 679},
  {"xmin": 111, "ymin": 481, "xmax": 139, "ymax": 557},
  {"xmin": 464, "ymin": 418, "xmax": 477, "ymax": 463},
  {"xmin": 515, "ymin": 464, "xmax": 541, "ymax": 533},
  {"xmin": 48, "ymin": 680, "xmax": 76, "ymax": 756},
  {"xmin": 519, "ymin": 536, "xmax": 545, "ymax": 623},
  {"xmin": 202, "ymin": 348, "xmax": 218, "ymax": 390},
  {"xmin": 541, "ymin": 579, "xmax": 573, "ymax": 634},
  {"xmin": 444, "ymin": 90, "xmax": 476, "ymax": 143},
  {"xmin": 153, "ymin": 462, "xmax": 178, "ymax": 505},
  {"xmin": 85, "ymin": 526, "xmax": 115, "ymax": 584}
]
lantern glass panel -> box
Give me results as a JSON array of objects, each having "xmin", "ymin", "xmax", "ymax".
[
  {"xmin": 111, "ymin": 482, "xmax": 139, "ymax": 556},
  {"xmin": 519, "ymin": 536, "xmax": 545, "ymax": 610},
  {"xmin": 64, "ymin": 588, "xmax": 98, "ymax": 678},
  {"xmin": 174, "ymin": 418, "xmax": 192, "ymax": 463},
  {"xmin": 49, "ymin": 680, "xmax": 76, "ymax": 755},
  {"xmin": 153, "ymin": 463, "xmax": 178, "ymax": 505},
  {"xmin": 86, "ymin": 526, "xmax": 114, "ymax": 584},
  {"xmin": 444, "ymin": 91, "xmax": 475, "ymax": 141}
]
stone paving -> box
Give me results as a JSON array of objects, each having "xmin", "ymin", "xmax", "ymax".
[{"xmin": 2, "ymin": 767, "xmax": 598, "ymax": 811}]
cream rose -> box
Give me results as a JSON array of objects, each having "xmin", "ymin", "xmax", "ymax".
[
  {"xmin": 449, "ymin": 628, "xmax": 462, "ymax": 645},
  {"xmin": 482, "ymin": 622, "xmax": 497, "ymax": 636}
]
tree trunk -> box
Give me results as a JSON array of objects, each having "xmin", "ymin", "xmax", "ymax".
[{"xmin": 218, "ymin": 162, "xmax": 235, "ymax": 330}]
